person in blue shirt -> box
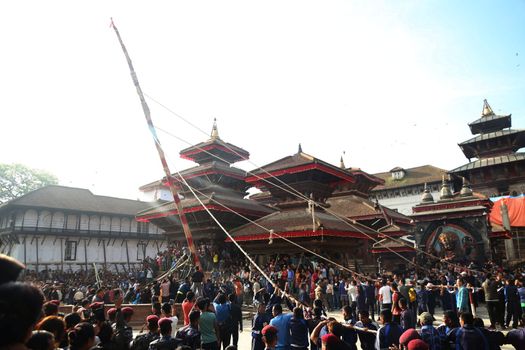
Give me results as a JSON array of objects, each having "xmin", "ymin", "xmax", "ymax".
[
  {"xmin": 446, "ymin": 312, "xmax": 489, "ymax": 350},
  {"xmin": 419, "ymin": 312, "xmax": 442, "ymax": 350},
  {"xmin": 518, "ymin": 280, "xmax": 525, "ymax": 316},
  {"xmin": 417, "ymin": 282, "xmax": 429, "ymax": 315},
  {"xmin": 375, "ymin": 309, "xmax": 404, "ymax": 350},
  {"xmin": 354, "ymin": 310, "xmax": 379, "ymax": 350},
  {"xmin": 456, "ymin": 279, "xmax": 470, "ymax": 315},
  {"xmin": 288, "ymin": 307, "xmax": 309, "ymax": 350},
  {"xmin": 252, "ymin": 302, "xmax": 271, "ymax": 350},
  {"xmin": 213, "ymin": 293, "xmax": 232, "ymax": 349},
  {"xmin": 504, "ymin": 279, "xmax": 520, "ymax": 329},
  {"xmin": 269, "ymin": 304, "xmax": 293, "ymax": 350},
  {"xmin": 341, "ymin": 305, "xmax": 358, "ymax": 350}
]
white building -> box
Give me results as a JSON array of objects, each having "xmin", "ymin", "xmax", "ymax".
[
  {"xmin": 0, "ymin": 185, "xmax": 166, "ymax": 272},
  {"xmin": 370, "ymin": 165, "xmax": 448, "ymax": 215}
]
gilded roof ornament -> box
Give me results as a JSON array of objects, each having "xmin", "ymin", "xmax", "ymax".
[
  {"xmin": 210, "ymin": 118, "xmax": 220, "ymax": 140},
  {"xmin": 481, "ymin": 99, "xmax": 495, "ymax": 117},
  {"xmin": 439, "ymin": 174, "xmax": 453, "ymax": 200},
  {"xmin": 420, "ymin": 183, "xmax": 434, "ymax": 203}
]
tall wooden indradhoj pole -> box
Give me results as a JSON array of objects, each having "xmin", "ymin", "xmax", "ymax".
[{"xmin": 110, "ymin": 19, "xmax": 201, "ymax": 269}]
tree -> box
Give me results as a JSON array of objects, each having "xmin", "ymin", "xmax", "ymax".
[{"xmin": 0, "ymin": 163, "xmax": 58, "ymax": 203}]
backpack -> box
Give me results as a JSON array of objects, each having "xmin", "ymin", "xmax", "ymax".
[{"xmin": 409, "ymin": 288, "xmax": 417, "ymax": 303}]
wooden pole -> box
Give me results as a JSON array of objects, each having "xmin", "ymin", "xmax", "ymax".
[
  {"xmin": 35, "ymin": 236, "xmax": 39, "ymax": 273},
  {"xmin": 125, "ymin": 239, "xmax": 130, "ymax": 271},
  {"xmin": 102, "ymin": 239, "xmax": 107, "ymax": 270},
  {"xmin": 110, "ymin": 19, "xmax": 201, "ymax": 270},
  {"xmin": 60, "ymin": 237, "xmax": 64, "ymax": 271},
  {"xmin": 84, "ymin": 239, "xmax": 88, "ymax": 271}
]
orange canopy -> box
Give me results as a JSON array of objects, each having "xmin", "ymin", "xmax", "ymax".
[{"xmin": 490, "ymin": 197, "xmax": 525, "ymax": 227}]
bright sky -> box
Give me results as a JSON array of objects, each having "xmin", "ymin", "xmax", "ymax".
[{"xmin": 1, "ymin": 1, "xmax": 524, "ymax": 200}]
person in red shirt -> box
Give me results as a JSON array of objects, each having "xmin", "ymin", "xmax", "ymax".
[
  {"xmin": 181, "ymin": 291, "xmax": 195, "ymax": 326},
  {"xmin": 391, "ymin": 284, "xmax": 402, "ymax": 324}
]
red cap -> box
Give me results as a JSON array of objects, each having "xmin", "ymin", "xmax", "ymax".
[
  {"xmin": 50, "ymin": 300, "xmax": 60, "ymax": 306},
  {"xmin": 321, "ymin": 334, "xmax": 339, "ymax": 345},
  {"xmin": 146, "ymin": 315, "xmax": 159, "ymax": 323},
  {"xmin": 158, "ymin": 317, "xmax": 172, "ymax": 327},
  {"xmin": 399, "ymin": 328, "xmax": 421, "ymax": 346},
  {"xmin": 261, "ymin": 325, "xmax": 278, "ymax": 336},
  {"xmin": 107, "ymin": 308, "xmax": 117, "ymax": 317},
  {"xmin": 89, "ymin": 302, "xmax": 104, "ymax": 310},
  {"xmin": 408, "ymin": 339, "xmax": 430, "ymax": 350},
  {"xmin": 122, "ymin": 307, "xmax": 134, "ymax": 316}
]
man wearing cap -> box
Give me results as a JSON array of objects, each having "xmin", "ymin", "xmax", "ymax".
[
  {"xmin": 419, "ymin": 312, "xmax": 442, "ymax": 350},
  {"xmin": 399, "ymin": 328, "xmax": 421, "ymax": 349},
  {"xmin": 262, "ymin": 325, "xmax": 278, "ymax": 350},
  {"xmin": 407, "ymin": 339, "xmax": 430, "ymax": 350},
  {"xmin": 107, "ymin": 307, "xmax": 117, "ymax": 324},
  {"xmin": 113, "ymin": 296, "xmax": 134, "ymax": 350},
  {"xmin": 131, "ymin": 315, "xmax": 160, "ymax": 350},
  {"xmin": 148, "ymin": 317, "xmax": 180, "ymax": 350},
  {"xmin": 176, "ymin": 310, "xmax": 201, "ymax": 350}
]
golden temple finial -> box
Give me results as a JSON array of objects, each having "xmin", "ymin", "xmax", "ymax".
[
  {"xmin": 482, "ymin": 99, "xmax": 495, "ymax": 117},
  {"xmin": 439, "ymin": 174, "xmax": 453, "ymax": 200},
  {"xmin": 340, "ymin": 156, "xmax": 346, "ymax": 169},
  {"xmin": 460, "ymin": 176, "xmax": 473, "ymax": 197},
  {"xmin": 421, "ymin": 182, "xmax": 434, "ymax": 203},
  {"xmin": 210, "ymin": 118, "xmax": 220, "ymax": 140}
]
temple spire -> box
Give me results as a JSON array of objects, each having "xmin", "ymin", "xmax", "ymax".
[
  {"xmin": 340, "ymin": 156, "xmax": 346, "ymax": 169},
  {"xmin": 460, "ymin": 176, "xmax": 473, "ymax": 197},
  {"xmin": 439, "ymin": 174, "xmax": 453, "ymax": 200},
  {"xmin": 420, "ymin": 183, "xmax": 434, "ymax": 203},
  {"xmin": 298, "ymin": 143, "xmax": 303, "ymax": 154},
  {"xmin": 210, "ymin": 118, "xmax": 220, "ymax": 140},
  {"xmin": 481, "ymin": 99, "xmax": 495, "ymax": 117}
]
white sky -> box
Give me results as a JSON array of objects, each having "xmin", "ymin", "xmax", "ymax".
[{"xmin": 0, "ymin": 1, "xmax": 524, "ymax": 200}]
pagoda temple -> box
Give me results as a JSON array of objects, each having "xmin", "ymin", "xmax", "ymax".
[
  {"xmin": 228, "ymin": 147, "xmax": 412, "ymax": 271},
  {"xmin": 136, "ymin": 121, "xmax": 274, "ymax": 246},
  {"xmin": 450, "ymin": 100, "xmax": 525, "ymax": 196}
]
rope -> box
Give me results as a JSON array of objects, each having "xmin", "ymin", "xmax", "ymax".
[
  {"xmin": 154, "ymin": 125, "xmax": 480, "ymax": 274},
  {"xmin": 178, "ymin": 182, "xmax": 369, "ymax": 278},
  {"xmin": 154, "ymin": 126, "xmax": 425, "ymax": 271}
]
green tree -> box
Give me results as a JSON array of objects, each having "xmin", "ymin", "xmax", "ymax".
[{"xmin": 0, "ymin": 163, "xmax": 58, "ymax": 203}]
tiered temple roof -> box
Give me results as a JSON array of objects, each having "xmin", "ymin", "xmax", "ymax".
[
  {"xmin": 136, "ymin": 121, "xmax": 274, "ymax": 239},
  {"xmin": 450, "ymin": 100, "xmax": 525, "ymax": 195}
]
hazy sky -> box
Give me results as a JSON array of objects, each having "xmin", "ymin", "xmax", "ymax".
[{"xmin": 1, "ymin": 1, "xmax": 524, "ymax": 200}]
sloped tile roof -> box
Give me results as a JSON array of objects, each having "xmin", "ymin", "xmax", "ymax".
[
  {"xmin": 372, "ymin": 165, "xmax": 446, "ymax": 190},
  {"xmin": 0, "ymin": 185, "xmax": 154, "ymax": 216},
  {"xmin": 450, "ymin": 153, "xmax": 525, "ymax": 173}
]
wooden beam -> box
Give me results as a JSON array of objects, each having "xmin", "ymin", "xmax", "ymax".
[
  {"xmin": 83, "ymin": 239, "xmax": 88, "ymax": 271},
  {"xmin": 35, "ymin": 236, "xmax": 39, "ymax": 273},
  {"xmin": 124, "ymin": 240, "xmax": 131, "ymax": 271}
]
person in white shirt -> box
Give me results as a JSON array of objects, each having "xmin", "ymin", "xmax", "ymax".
[
  {"xmin": 378, "ymin": 280, "xmax": 392, "ymax": 311},
  {"xmin": 161, "ymin": 302, "xmax": 179, "ymax": 338},
  {"xmin": 346, "ymin": 280, "xmax": 359, "ymax": 319}
]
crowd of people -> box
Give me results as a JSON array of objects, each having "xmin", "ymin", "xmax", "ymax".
[{"xmin": 3, "ymin": 250, "xmax": 525, "ymax": 350}]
